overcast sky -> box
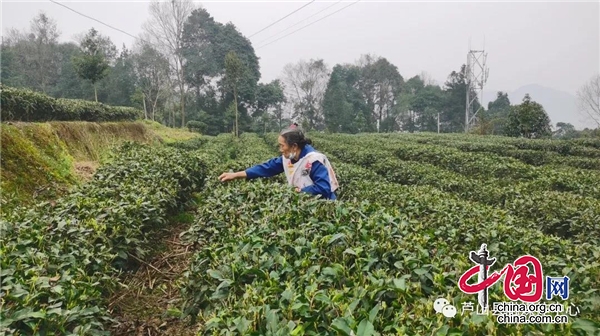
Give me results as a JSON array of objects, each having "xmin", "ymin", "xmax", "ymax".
[{"xmin": 2, "ymin": 0, "xmax": 599, "ymax": 97}]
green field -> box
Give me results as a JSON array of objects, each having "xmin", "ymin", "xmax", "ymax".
[{"xmin": 2, "ymin": 131, "xmax": 600, "ymax": 335}]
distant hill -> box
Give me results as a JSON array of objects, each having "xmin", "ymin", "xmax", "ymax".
[{"xmin": 482, "ymin": 84, "xmax": 590, "ymax": 130}]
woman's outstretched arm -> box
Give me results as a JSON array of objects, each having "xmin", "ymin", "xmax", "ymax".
[
  {"xmin": 219, "ymin": 157, "xmax": 284, "ymax": 182},
  {"xmin": 245, "ymin": 157, "xmax": 284, "ymax": 179}
]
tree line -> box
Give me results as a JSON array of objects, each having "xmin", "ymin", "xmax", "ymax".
[{"xmin": 2, "ymin": 1, "xmax": 598, "ymax": 139}]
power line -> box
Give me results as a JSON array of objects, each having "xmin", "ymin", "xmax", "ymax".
[
  {"xmin": 49, "ymin": 0, "xmax": 151, "ymax": 45},
  {"xmin": 255, "ymin": 0, "xmax": 343, "ymax": 46},
  {"xmin": 248, "ymin": 0, "xmax": 316, "ymax": 38},
  {"xmin": 256, "ymin": 0, "xmax": 360, "ymax": 50},
  {"xmin": 51, "ymin": 0, "xmax": 360, "ymax": 59}
]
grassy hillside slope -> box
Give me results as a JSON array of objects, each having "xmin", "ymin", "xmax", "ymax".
[{"xmin": 1, "ymin": 120, "xmax": 199, "ymax": 214}]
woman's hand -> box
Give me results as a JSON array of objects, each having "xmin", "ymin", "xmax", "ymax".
[{"xmin": 219, "ymin": 171, "xmax": 245, "ymax": 182}]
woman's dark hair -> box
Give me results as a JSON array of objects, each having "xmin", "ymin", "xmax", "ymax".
[{"xmin": 280, "ymin": 123, "xmax": 312, "ymax": 148}]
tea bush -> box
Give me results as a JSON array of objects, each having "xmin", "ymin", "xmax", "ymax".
[
  {"xmin": 310, "ymin": 136, "xmax": 600, "ymax": 243},
  {"xmin": 3, "ymin": 130, "xmax": 599, "ymax": 335},
  {"xmin": 0, "ymin": 85, "xmax": 141, "ymax": 122},
  {"xmin": 0, "ymin": 142, "xmax": 207, "ymax": 335},
  {"xmin": 179, "ymin": 133, "xmax": 599, "ymax": 335}
]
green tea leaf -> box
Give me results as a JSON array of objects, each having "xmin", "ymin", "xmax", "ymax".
[
  {"xmin": 11, "ymin": 308, "xmax": 45, "ymax": 321},
  {"xmin": 393, "ymin": 278, "xmax": 406, "ymax": 290},
  {"xmin": 414, "ymin": 268, "xmax": 427, "ymax": 276},
  {"xmin": 435, "ymin": 325, "xmax": 450, "ymax": 336},
  {"xmin": 328, "ymin": 233, "xmax": 346, "ymax": 245},
  {"xmin": 235, "ymin": 317, "xmax": 251, "ymax": 333},
  {"xmin": 281, "ymin": 289, "xmax": 293, "ymax": 302},
  {"xmin": 343, "ymin": 248, "xmax": 357, "ymax": 256},
  {"xmin": 322, "ymin": 267, "xmax": 338, "ymax": 277},
  {"xmin": 331, "ymin": 317, "xmax": 353, "ymax": 335},
  {"xmin": 570, "ymin": 318, "xmax": 600, "ymax": 334},
  {"xmin": 368, "ymin": 304, "xmax": 380, "ymax": 323},
  {"xmin": 207, "ymin": 269, "xmax": 224, "ymax": 280},
  {"xmin": 356, "ymin": 319, "xmax": 375, "ymax": 336}
]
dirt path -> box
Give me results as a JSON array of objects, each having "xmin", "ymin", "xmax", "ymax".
[
  {"xmin": 108, "ymin": 220, "xmax": 198, "ymax": 336},
  {"xmin": 74, "ymin": 161, "xmax": 99, "ymax": 181}
]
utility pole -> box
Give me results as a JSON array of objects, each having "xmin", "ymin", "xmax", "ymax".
[
  {"xmin": 437, "ymin": 113, "xmax": 440, "ymax": 133},
  {"xmin": 464, "ymin": 38, "xmax": 489, "ymax": 133}
]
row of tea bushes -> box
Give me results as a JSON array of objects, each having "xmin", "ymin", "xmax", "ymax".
[
  {"xmin": 310, "ymin": 136, "xmax": 600, "ymax": 243},
  {"xmin": 0, "ymin": 85, "xmax": 141, "ymax": 122},
  {"xmin": 176, "ymin": 133, "xmax": 599, "ymax": 335},
  {"xmin": 388, "ymin": 132, "xmax": 600, "ymax": 151},
  {"xmin": 0, "ymin": 142, "xmax": 207, "ymax": 335},
  {"xmin": 323, "ymin": 134, "xmax": 600, "ymax": 199}
]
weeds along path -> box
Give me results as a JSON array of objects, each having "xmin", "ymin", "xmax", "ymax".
[{"xmin": 108, "ymin": 220, "xmax": 198, "ymax": 336}]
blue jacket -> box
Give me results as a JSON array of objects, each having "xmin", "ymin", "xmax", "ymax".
[{"xmin": 245, "ymin": 145, "xmax": 337, "ymax": 200}]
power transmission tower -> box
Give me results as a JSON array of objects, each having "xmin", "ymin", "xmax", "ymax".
[{"xmin": 464, "ymin": 40, "xmax": 489, "ymax": 132}]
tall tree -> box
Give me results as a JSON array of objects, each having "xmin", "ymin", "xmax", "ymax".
[
  {"xmin": 322, "ymin": 64, "xmax": 367, "ymax": 133},
  {"xmin": 181, "ymin": 7, "xmax": 222, "ymax": 133},
  {"xmin": 143, "ymin": 0, "xmax": 196, "ymax": 128},
  {"xmin": 213, "ymin": 22, "xmax": 261, "ymax": 134},
  {"xmin": 1, "ymin": 31, "xmax": 29, "ymax": 88},
  {"xmin": 181, "ymin": 8, "xmax": 260, "ymax": 134},
  {"xmin": 52, "ymin": 42, "xmax": 94, "ymax": 100},
  {"xmin": 356, "ymin": 55, "xmax": 404, "ymax": 128},
  {"xmin": 442, "ymin": 64, "xmax": 481, "ymax": 133},
  {"xmin": 214, "ymin": 23, "xmax": 261, "ymax": 105},
  {"xmin": 396, "ymin": 75, "xmax": 444, "ymax": 133},
  {"xmin": 505, "ymin": 94, "xmax": 552, "ymax": 139},
  {"xmin": 396, "ymin": 76, "xmax": 423, "ymax": 133},
  {"xmin": 576, "ymin": 74, "xmax": 600, "ymax": 127},
  {"xmin": 133, "ymin": 42, "xmax": 171, "ymax": 121},
  {"xmin": 488, "ymin": 91, "xmax": 511, "ymax": 111},
  {"xmin": 100, "ymin": 45, "xmax": 137, "ymax": 106},
  {"xmin": 2, "ymin": 12, "xmax": 61, "ymax": 93},
  {"xmin": 180, "ymin": 8, "xmax": 220, "ymax": 92},
  {"xmin": 1, "ymin": 41, "xmax": 17, "ymax": 85},
  {"xmin": 224, "ymin": 51, "xmax": 245, "ymax": 137},
  {"xmin": 281, "ymin": 59, "xmax": 330, "ymax": 130},
  {"xmin": 28, "ymin": 12, "xmax": 60, "ymax": 93},
  {"xmin": 72, "ymin": 28, "xmax": 112, "ymax": 102},
  {"xmin": 479, "ymin": 91, "xmax": 512, "ymax": 135},
  {"xmin": 418, "ymin": 71, "xmax": 437, "ymax": 86},
  {"xmin": 254, "ymin": 80, "xmax": 286, "ymax": 132},
  {"xmin": 554, "ymin": 122, "xmax": 577, "ymax": 139}
]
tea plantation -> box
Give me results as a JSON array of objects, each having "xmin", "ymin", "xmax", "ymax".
[{"xmin": 2, "ymin": 131, "xmax": 599, "ymax": 335}]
